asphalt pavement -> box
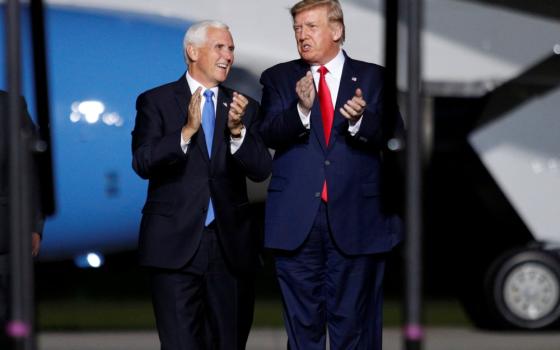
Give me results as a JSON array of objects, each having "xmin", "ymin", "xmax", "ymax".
[{"xmin": 38, "ymin": 327, "xmax": 560, "ymax": 350}]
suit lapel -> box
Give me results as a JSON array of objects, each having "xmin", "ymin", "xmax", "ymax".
[
  {"xmin": 212, "ymin": 86, "xmax": 229, "ymax": 164},
  {"xmin": 174, "ymin": 74, "xmax": 209, "ymax": 163},
  {"xmin": 332, "ymin": 57, "xmax": 359, "ymax": 147},
  {"xmin": 174, "ymin": 75, "xmax": 189, "ymax": 118},
  {"xmin": 310, "ymin": 93, "xmax": 327, "ymax": 151},
  {"xmin": 293, "ymin": 60, "xmax": 328, "ymax": 151}
]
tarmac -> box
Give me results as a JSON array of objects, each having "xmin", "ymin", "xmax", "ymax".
[{"xmin": 38, "ymin": 327, "xmax": 560, "ymax": 350}]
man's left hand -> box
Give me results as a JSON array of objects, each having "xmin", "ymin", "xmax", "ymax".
[
  {"xmin": 228, "ymin": 92, "xmax": 247, "ymax": 136},
  {"xmin": 340, "ymin": 88, "xmax": 366, "ymax": 122}
]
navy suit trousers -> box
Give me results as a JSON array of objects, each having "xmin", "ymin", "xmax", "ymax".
[
  {"xmin": 275, "ymin": 202, "xmax": 386, "ymax": 350},
  {"xmin": 149, "ymin": 227, "xmax": 254, "ymax": 350}
]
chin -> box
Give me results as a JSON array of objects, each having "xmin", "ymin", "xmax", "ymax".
[
  {"xmin": 301, "ymin": 54, "xmax": 316, "ymax": 64},
  {"xmin": 214, "ymin": 74, "xmax": 227, "ymax": 83}
]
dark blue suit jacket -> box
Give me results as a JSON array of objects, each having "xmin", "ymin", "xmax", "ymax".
[
  {"xmin": 0, "ymin": 92, "xmax": 44, "ymax": 254},
  {"xmin": 260, "ymin": 53, "xmax": 403, "ymax": 255},
  {"xmin": 132, "ymin": 75, "xmax": 271, "ymax": 274}
]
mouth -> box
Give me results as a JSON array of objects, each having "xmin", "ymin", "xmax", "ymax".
[
  {"xmin": 216, "ymin": 63, "xmax": 229, "ymax": 70},
  {"xmin": 300, "ymin": 43, "xmax": 312, "ymax": 52}
]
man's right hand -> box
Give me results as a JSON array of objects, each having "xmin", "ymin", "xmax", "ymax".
[
  {"xmin": 296, "ymin": 71, "xmax": 315, "ymax": 115},
  {"xmin": 182, "ymin": 86, "xmax": 203, "ymax": 142}
]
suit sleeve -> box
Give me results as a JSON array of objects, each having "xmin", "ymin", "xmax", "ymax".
[
  {"xmin": 131, "ymin": 92, "xmax": 188, "ymax": 179},
  {"xmin": 258, "ymin": 71, "xmax": 309, "ymax": 150},
  {"xmin": 350, "ymin": 107, "xmax": 383, "ymax": 149},
  {"xmin": 231, "ymin": 100, "xmax": 272, "ymax": 182},
  {"xmin": 349, "ymin": 80, "xmax": 405, "ymax": 150}
]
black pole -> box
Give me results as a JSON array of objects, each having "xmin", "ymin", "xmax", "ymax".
[
  {"xmin": 404, "ymin": 0, "xmax": 423, "ymax": 349},
  {"xmin": 382, "ymin": 0, "xmax": 400, "ymax": 145},
  {"xmin": 6, "ymin": 0, "xmax": 36, "ymax": 349},
  {"xmin": 383, "ymin": 0, "xmax": 398, "ymax": 103},
  {"xmin": 30, "ymin": 0, "xmax": 55, "ymax": 216}
]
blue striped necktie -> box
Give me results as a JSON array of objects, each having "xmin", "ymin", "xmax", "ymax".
[{"xmin": 202, "ymin": 89, "xmax": 215, "ymax": 225}]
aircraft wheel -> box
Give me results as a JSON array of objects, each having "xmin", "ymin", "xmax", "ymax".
[{"xmin": 486, "ymin": 249, "xmax": 560, "ymax": 329}]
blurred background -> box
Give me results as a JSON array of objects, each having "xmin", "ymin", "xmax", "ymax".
[{"xmin": 1, "ymin": 0, "xmax": 560, "ymax": 348}]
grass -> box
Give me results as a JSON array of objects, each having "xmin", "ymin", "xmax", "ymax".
[
  {"xmin": 38, "ymin": 298, "xmax": 156, "ymax": 331},
  {"xmin": 38, "ymin": 297, "xmax": 471, "ymax": 331}
]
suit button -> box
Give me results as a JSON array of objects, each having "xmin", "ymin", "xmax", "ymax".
[
  {"xmin": 315, "ymin": 192, "xmax": 321, "ymax": 198},
  {"xmin": 324, "ymin": 160, "xmax": 331, "ymax": 166}
]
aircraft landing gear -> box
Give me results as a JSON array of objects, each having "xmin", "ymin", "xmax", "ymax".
[{"xmin": 485, "ymin": 248, "xmax": 560, "ymax": 329}]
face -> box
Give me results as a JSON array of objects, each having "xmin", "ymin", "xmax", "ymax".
[
  {"xmin": 293, "ymin": 6, "xmax": 342, "ymax": 65},
  {"xmin": 187, "ymin": 27, "xmax": 234, "ymax": 87}
]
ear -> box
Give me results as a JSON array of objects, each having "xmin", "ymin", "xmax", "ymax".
[
  {"xmin": 186, "ymin": 44, "xmax": 198, "ymax": 62},
  {"xmin": 331, "ymin": 22, "xmax": 343, "ymax": 42}
]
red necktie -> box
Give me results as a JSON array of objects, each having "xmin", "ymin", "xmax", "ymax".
[{"xmin": 318, "ymin": 65, "xmax": 333, "ymax": 201}]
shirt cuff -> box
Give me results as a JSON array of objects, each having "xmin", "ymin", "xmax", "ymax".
[
  {"xmin": 230, "ymin": 126, "xmax": 247, "ymax": 154},
  {"xmin": 297, "ymin": 103, "xmax": 311, "ymax": 129},
  {"xmin": 348, "ymin": 116, "xmax": 363, "ymax": 136},
  {"xmin": 180, "ymin": 134, "xmax": 191, "ymax": 153}
]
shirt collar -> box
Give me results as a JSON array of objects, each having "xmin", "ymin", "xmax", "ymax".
[
  {"xmin": 185, "ymin": 71, "xmax": 219, "ymax": 98},
  {"xmin": 311, "ymin": 49, "xmax": 345, "ymax": 79}
]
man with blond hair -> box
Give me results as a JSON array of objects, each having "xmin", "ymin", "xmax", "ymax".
[{"xmin": 259, "ymin": 1, "xmax": 403, "ymax": 348}]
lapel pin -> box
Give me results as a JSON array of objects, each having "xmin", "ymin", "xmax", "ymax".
[
  {"xmin": 223, "ymin": 102, "xmax": 228, "ymax": 107},
  {"xmin": 351, "ymin": 77, "xmax": 357, "ymax": 82}
]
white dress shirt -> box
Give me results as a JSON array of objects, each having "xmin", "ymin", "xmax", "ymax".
[
  {"xmin": 297, "ymin": 49, "xmax": 362, "ymax": 135},
  {"xmin": 181, "ymin": 71, "xmax": 245, "ymax": 154}
]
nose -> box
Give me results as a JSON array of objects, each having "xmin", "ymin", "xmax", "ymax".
[
  {"xmin": 297, "ymin": 28, "xmax": 307, "ymax": 41},
  {"xmin": 222, "ymin": 48, "xmax": 233, "ymax": 62}
]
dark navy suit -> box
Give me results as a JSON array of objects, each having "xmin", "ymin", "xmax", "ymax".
[
  {"xmin": 0, "ymin": 92, "xmax": 44, "ymax": 349},
  {"xmin": 260, "ymin": 52, "xmax": 403, "ymax": 349},
  {"xmin": 132, "ymin": 75, "xmax": 271, "ymax": 350}
]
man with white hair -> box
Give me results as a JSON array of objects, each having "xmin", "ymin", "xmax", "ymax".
[{"xmin": 132, "ymin": 20, "xmax": 271, "ymax": 350}]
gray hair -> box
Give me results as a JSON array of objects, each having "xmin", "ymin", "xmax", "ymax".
[{"xmin": 183, "ymin": 20, "xmax": 230, "ymax": 65}]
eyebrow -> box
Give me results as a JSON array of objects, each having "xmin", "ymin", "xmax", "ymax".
[{"xmin": 294, "ymin": 20, "xmax": 317, "ymax": 28}]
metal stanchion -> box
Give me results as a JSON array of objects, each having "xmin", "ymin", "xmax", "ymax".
[
  {"xmin": 6, "ymin": 0, "xmax": 36, "ymax": 349},
  {"xmin": 404, "ymin": 0, "xmax": 424, "ymax": 349}
]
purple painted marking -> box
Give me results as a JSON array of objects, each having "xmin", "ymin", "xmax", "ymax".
[
  {"xmin": 404, "ymin": 323, "xmax": 424, "ymax": 341},
  {"xmin": 6, "ymin": 320, "xmax": 30, "ymax": 337}
]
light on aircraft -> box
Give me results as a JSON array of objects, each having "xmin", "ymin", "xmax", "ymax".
[
  {"xmin": 74, "ymin": 252, "xmax": 105, "ymax": 268},
  {"xmin": 79, "ymin": 100, "xmax": 105, "ymax": 124},
  {"xmin": 69, "ymin": 100, "xmax": 123, "ymax": 126},
  {"xmin": 387, "ymin": 138, "xmax": 404, "ymax": 151},
  {"xmin": 69, "ymin": 100, "xmax": 106, "ymax": 124},
  {"xmin": 102, "ymin": 112, "xmax": 124, "ymax": 127}
]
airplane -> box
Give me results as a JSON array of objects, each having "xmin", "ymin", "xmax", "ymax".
[{"xmin": 0, "ymin": 0, "xmax": 558, "ymax": 330}]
